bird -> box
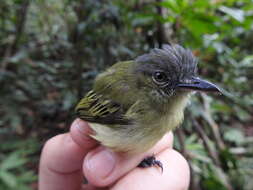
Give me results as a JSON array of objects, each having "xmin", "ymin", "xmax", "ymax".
[{"xmin": 75, "ymin": 44, "xmax": 220, "ymax": 170}]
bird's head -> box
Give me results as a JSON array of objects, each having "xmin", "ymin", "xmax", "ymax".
[{"xmin": 133, "ymin": 44, "xmax": 220, "ymax": 103}]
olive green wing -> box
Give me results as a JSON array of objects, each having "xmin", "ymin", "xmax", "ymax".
[{"xmin": 75, "ymin": 91, "xmax": 131, "ymax": 125}]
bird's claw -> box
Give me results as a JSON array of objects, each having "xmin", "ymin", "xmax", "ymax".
[{"xmin": 138, "ymin": 155, "xmax": 163, "ymax": 173}]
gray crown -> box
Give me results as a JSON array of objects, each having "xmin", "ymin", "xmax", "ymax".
[{"xmin": 135, "ymin": 44, "xmax": 198, "ymax": 79}]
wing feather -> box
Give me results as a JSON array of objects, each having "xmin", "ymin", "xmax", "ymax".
[{"xmin": 75, "ymin": 91, "xmax": 131, "ymax": 125}]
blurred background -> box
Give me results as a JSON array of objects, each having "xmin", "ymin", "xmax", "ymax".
[{"xmin": 0, "ymin": 0, "xmax": 252, "ymax": 189}]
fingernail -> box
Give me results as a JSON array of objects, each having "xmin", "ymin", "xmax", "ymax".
[
  {"xmin": 74, "ymin": 119, "xmax": 91, "ymax": 134},
  {"xmin": 75, "ymin": 119, "xmax": 86, "ymax": 131},
  {"xmin": 86, "ymin": 148, "xmax": 116, "ymax": 179}
]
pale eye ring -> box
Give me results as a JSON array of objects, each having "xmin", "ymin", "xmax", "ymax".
[{"xmin": 152, "ymin": 71, "xmax": 167, "ymax": 84}]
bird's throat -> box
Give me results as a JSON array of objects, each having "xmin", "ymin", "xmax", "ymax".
[{"xmin": 160, "ymin": 92, "xmax": 191, "ymax": 130}]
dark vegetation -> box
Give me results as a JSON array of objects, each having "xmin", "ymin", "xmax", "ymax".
[{"xmin": 0, "ymin": 0, "xmax": 252, "ymax": 189}]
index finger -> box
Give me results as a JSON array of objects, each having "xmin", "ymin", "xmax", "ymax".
[{"xmin": 39, "ymin": 119, "xmax": 98, "ymax": 190}]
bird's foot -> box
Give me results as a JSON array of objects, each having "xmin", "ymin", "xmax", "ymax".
[{"xmin": 138, "ymin": 155, "xmax": 163, "ymax": 173}]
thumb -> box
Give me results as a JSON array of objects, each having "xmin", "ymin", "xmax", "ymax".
[{"xmin": 82, "ymin": 132, "xmax": 174, "ymax": 187}]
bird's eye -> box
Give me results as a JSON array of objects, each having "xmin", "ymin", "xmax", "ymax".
[{"xmin": 152, "ymin": 71, "xmax": 167, "ymax": 84}]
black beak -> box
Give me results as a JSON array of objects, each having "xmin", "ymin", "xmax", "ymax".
[{"xmin": 177, "ymin": 77, "xmax": 221, "ymax": 92}]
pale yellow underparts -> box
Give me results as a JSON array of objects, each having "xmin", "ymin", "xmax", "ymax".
[{"xmin": 88, "ymin": 93, "xmax": 190, "ymax": 154}]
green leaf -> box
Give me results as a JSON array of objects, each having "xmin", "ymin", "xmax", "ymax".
[
  {"xmin": 240, "ymin": 55, "xmax": 253, "ymax": 67},
  {"xmin": 224, "ymin": 129, "xmax": 245, "ymax": 145},
  {"xmin": 18, "ymin": 171, "xmax": 37, "ymax": 182},
  {"xmin": 9, "ymin": 51, "xmax": 28, "ymax": 64},
  {"xmin": 219, "ymin": 6, "xmax": 245, "ymax": 22},
  {"xmin": 183, "ymin": 13, "xmax": 218, "ymax": 36},
  {"xmin": 234, "ymin": 106, "xmax": 251, "ymax": 121},
  {"xmin": 131, "ymin": 15, "xmax": 154, "ymax": 26},
  {"xmin": 159, "ymin": 0, "xmax": 182, "ymax": 13},
  {"xmin": 0, "ymin": 171, "xmax": 18, "ymax": 188},
  {"xmin": 211, "ymin": 102, "xmax": 232, "ymax": 113},
  {"xmin": 0, "ymin": 152, "xmax": 27, "ymax": 171}
]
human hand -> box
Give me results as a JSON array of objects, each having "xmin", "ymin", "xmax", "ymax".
[{"xmin": 39, "ymin": 119, "xmax": 190, "ymax": 190}]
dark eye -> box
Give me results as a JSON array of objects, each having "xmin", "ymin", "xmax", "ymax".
[{"xmin": 152, "ymin": 71, "xmax": 167, "ymax": 84}]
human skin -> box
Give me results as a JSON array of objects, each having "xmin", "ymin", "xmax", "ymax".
[{"xmin": 39, "ymin": 119, "xmax": 190, "ymax": 190}]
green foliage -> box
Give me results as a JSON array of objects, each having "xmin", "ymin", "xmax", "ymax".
[
  {"xmin": 0, "ymin": 139, "xmax": 38, "ymax": 190},
  {"xmin": 0, "ymin": 0, "xmax": 252, "ymax": 189}
]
